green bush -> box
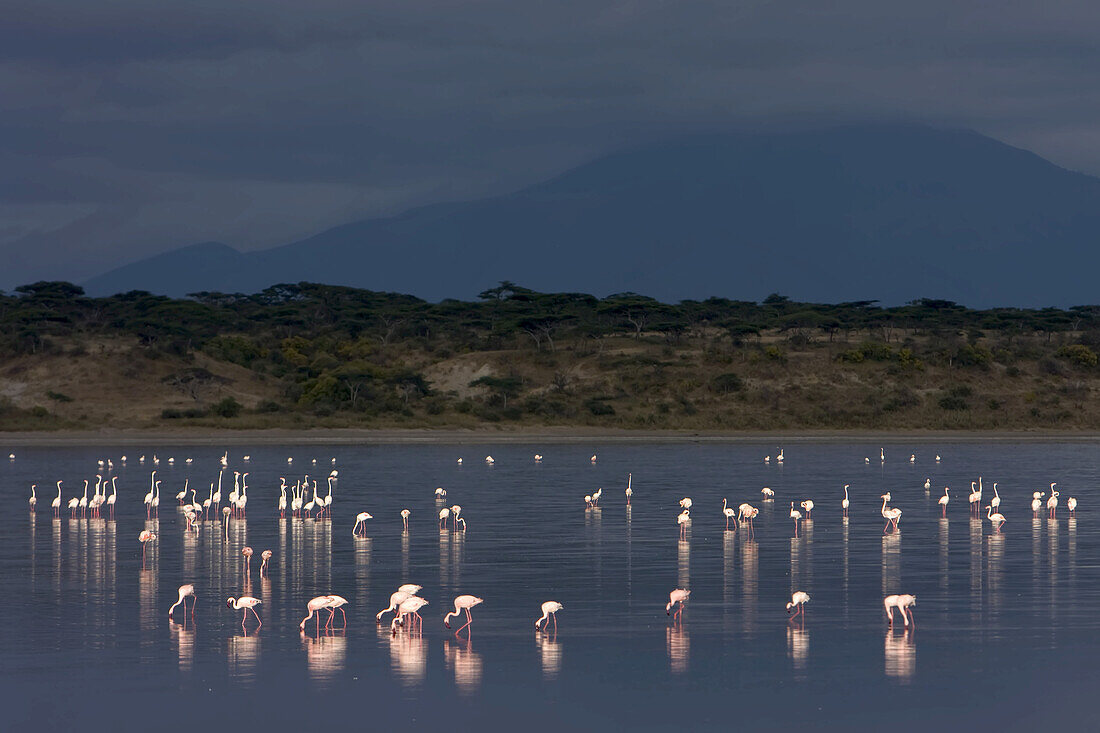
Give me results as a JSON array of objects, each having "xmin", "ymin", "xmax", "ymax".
[
  {"xmin": 585, "ymin": 398, "xmax": 616, "ymax": 416},
  {"xmin": 212, "ymin": 397, "xmax": 242, "ymax": 418},
  {"xmin": 46, "ymin": 391, "xmax": 73, "ymax": 402},
  {"xmin": 711, "ymin": 372, "xmax": 744, "ymax": 393},
  {"xmin": 1057, "ymin": 344, "xmax": 1098, "ymax": 367}
]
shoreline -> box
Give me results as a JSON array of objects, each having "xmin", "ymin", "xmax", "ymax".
[{"xmin": 4, "ymin": 427, "xmax": 1100, "ymax": 446}]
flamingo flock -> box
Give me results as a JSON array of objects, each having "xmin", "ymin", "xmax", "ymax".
[{"xmin": 14, "ymin": 447, "xmax": 1086, "ymax": 660}]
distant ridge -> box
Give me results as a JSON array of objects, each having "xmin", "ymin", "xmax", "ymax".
[{"xmin": 83, "ymin": 125, "xmax": 1100, "ymax": 307}]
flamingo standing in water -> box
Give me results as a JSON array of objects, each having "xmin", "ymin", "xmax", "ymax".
[
  {"xmin": 242, "ymin": 547, "xmax": 254, "ymax": 575},
  {"xmin": 789, "ymin": 502, "xmax": 802, "ymax": 536},
  {"xmin": 106, "ymin": 477, "xmax": 117, "ymax": 519},
  {"xmin": 260, "ymin": 550, "xmax": 272, "ymax": 575},
  {"xmin": 880, "ymin": 495, "xmax": 902, "ymax": 533},
  {"xmin": 28, "ymin": 484, "xmax": 36, "ymax": 513},
  {"xmin": 51, "ymin": 481, "xmax": 62, "ymax": 516},
  {"xmin": 138, "ymin": 530, "xmax": 157, "ymax": 564},
  {"xmin": 1048, "ymin": 483, "xmax": 1060, "ymax": 518},
  {"xmin": 924, "ymin": 478, "xmax": 932, "ymax": 490},
  {"xmin": 1031, "ymin": 492, "xmax": 1045, "ymax": 517},
  {"xmin": 985, "ymin": 505, "xmax": 1006, "ymax": 532},
  {"xmin": 991, "ymin": 483, "xmax": 1001, "ymax": 512},
  {"xmin": 842, "ymin": 485, "xmax": 850, "ymax": 516},
  {"xmin": 438, "ymin": 507, "xmax": 451, "ymax": 529},
  {"xmin": 722, "ymin": 499, "xmax": 737, "ymax": 530},
  {"xmin": 352, "ymin": 511, "xmax": 373, "ymax": 536},
  {"xmin": 444, "ymin": 595, "xmax": 484, "ymax": 634},
  {"xmin": 666, "ymin": 589, "xmax": 690, "ymax": 622},
  {"xmin": 226, "ymin": 596, "xmax": 262, "ymax": 628},
  {"xmin": 376, "ymin": 586, "xmax": 423, "ymax": 623},
  {"xmin": 169, "ymin": 584, "xmax": 196, "ymax": 619},
  {"xmin": 300, "ymin": 595, "xmax": 336, "ymax": 632},
  {"xmin": 968, "ymin": 482, "xmax": 981, "ymax": 516},
  {"xmin": 884, "ymin": 594, "xmax": 916, "ymax": 627},
  {"xmin": 738, "ymin": 504, "xmax": 758, "ymax": 535},
  {"xmin": 1067, "ymin": 497, "xmax": 1078, "ymax": 516},
  {"xmin": 391, "ymin": 596, "xmax": 429, "ymax": 634},
  {"xmin": 677, "ymin": 509, "xmax": 691, "ymax": 538},
  {"xmin": 326, "ymin": 595, "xmax": 349, "ymax": 626},
  {"xmin": 800, "ymin": 499, "xmax": 814, "ymax": 518},
  {"xmin": 786, "ymin": 591, "xmax": 811, "ymax": 621},
  {"xmin": 535, "ymin": 601, "xmax": 563, "ymax": 631},
  {"xmin": 400, "ymin": 509, "xmax": 411, "ymax": 531},
  {"xmin": 761, "ymin": 487, "xmax": 774, "ymax": 500},
  {"xmin": 625, "ymin": 473, "xmax": 633, "ymax": 503},
  {"xmin": 938, "ymin": 487, "xmax": 950, "ymax": 516}
]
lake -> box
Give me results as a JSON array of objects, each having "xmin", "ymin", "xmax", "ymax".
[{"xmin": 3, "ymin": 439, "xmax": 1097, "ymax": 731}]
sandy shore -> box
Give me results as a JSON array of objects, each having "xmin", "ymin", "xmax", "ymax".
[{"xmin": 3, "ymin": 427, "xmax": 1100, "ymax": 446}]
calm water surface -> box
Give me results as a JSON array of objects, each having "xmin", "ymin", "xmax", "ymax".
[{"xmin": 3, "ymin": 440, "xmax": 1099, "ymax": 731}]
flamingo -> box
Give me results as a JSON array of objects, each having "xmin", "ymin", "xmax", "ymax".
[
  {"xmin": 169, "ymin": 584, "xmax": 196, "ymax": 619},
  {"xmin": 924, "ymin": 478, "xmax": 932, "ymax": 490},
  {"xmin": 485, "ymin": 455, "xmax": 494, "ymax": 465},
  {"xmin": 352, "ymin": 512, "xmax": 373, "ymax": 536},
  {"xmin": 444, "ymin": 595, "xmax": 484, "ymax": 634},
  {"xmin": 968, "ymin": 482, "xmax": 981, "ymax": 515},
  {"xmin": 260, "ymin": 550, "xmax": 273, "ymax": 575},
  {"xmin": 450, "ymin": 505, "xmax": 462, "ymax": 527},
  {"xmin": 435, "ymin": 487, "xmax": 447, "ymax": 499},
  {"xmin": 535, "ymin": 601, "xmax": 563, "ymax": 632},
  {"xmin": 242, "ymin": 547, "xmax": 254, "ymax": 575},
  {"xmin": 884, "ymin": 594, "xmax": 916, "ymax": 627},
  {"xmin": 584, "ymin": 494, "xmax": 593, "ymax": 507},
  {"xmin": 909, "ymin": 454, "xmax": 915, "ymax": 463},
  {"xmin": 842, "ymin": 485, "xmax": 850, "ymax": 516},
  {"xmin": 677, "ymin": 509, "xmax": 691, "ymax": 538},
  {"xmin": 534, "ymin": 454, "xmax": 543, "ymax": 462},
  {"xmin": 1031, "ymin": 494, "xmax": 1044, "ymax": 517},
  {"xmin": 1067, "ymin": 497, "xmax": 1078, "ymax": 516},
  {"xmin": 666, "ymin": 589, "xmax": 690, "ymax": 622},
  {"xmin": 51, "ymin": 481, "xmax": 62, "ymax": 516},
  {"xmin": 278, "ymin": 481, "xmax": 287, "ymax": 518},
  {"xmin": 738, "ymin": 504, "xmax": 758, "ymax": 534},
  {"xmin": 764, "ymin": 455, "xmax": 771, "ymax": 463},
  {"xmin": 938, "ymin": 487, "xmax": 950, "ymax": 516},
  {"xmin": 301, "ymin": 595, "xmax": 336, "ymax": 633},
  {"xmin": 679, "ymin": 497, "xmax": 693, "ymax": 510},
  {"xmin": 800, "ymin": 499, "xmax": 814, "ymax": 518},
  {"xmin": 28, "ymin": 484, "xmax": 36, "ymax": 513},
  {"xmin": 722, "ymin": 498, "xmax": 737, "ymax": 530},
  {"xmin": 590, "ymin": 454, "xmax": 597, "ymax": 463},
  {"xmin": 226, "ymin": 596, "xmax": 262, "ymax": 627},
  {"xmin": 985, "ymin": 505, "xmax": 1006, "ymax": 532},
  {"xmin": 761, "ymin": 487, "xmax": 774, "ymax": 500},
  {"xmin": 391, "ymin": 596, "xmax": 429, "ymax": 634},
  {"xmin": 881, "ymin": 495, "xmax": 902, "ymax": 533},
  {"xmin": 789, "ymin": 502, "xmax": 802, "ymax": 536},
  {"xmin": 991, "ymin": 483, "xmax": 1001, "ymax": 511},
  {"xmin": 457, "ymin": 458, "xmax": 463, "ymax": 465},
  {"xmin": 138, "ymin": 530, "xmax": 157, "ymax": 564},
  {"xmin": 625, "ymin": 473, "xmax": 633, "ymax": 502},
  {"xmin": 78, "ymin": 479, "xmax": 88, "ymax": 518},
  {"xmin": 880, "ymin": 447, "xmax": 885, "ymax": 462},
  {"xmin": 776, "ymin": 448, "xmax": 784, "ymax": 463},
  {"xmin": 400, "ymin": 509, "xmax": 411, "ymax": 531},
  {"xmin": 438, "ymin": 507, "xmax": 451, "ymax": 529},
  {"xmin": 786, "ymin": 591, "xmax": 811, "ymax": 620},
  {"xmin": 151, "ymin": 480, "xmax": 160, "ymax": 517},
  {"xmin": 1048, "ymin": 483, "xmax": 1059, "ymax": 519},
  {"xmin": 377, "ymin": 590, "xmax": 415, "ymax": 623},
  {"xmin": 326, "ymin": 595, "xmax": 349, "ymax": 626}
]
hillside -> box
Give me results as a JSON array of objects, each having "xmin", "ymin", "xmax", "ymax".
[
  {"xmin": 4, "ymin": 282, "xmax": 1100, "ymax": 432},
  {"xmin": 83, "ymin": 124, "xmax": 1100, "ymax": 308}
]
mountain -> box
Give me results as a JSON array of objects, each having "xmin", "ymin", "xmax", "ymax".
[{"xmin": 83, "ymin": 125, "xmax": 1100, "ymax": 307}]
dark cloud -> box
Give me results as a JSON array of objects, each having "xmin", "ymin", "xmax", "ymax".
[{"xmin": 4, "ymin": 1, "xmax": 1100, "ymax": 287}]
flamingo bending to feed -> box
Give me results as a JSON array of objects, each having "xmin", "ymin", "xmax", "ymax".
[
  {"xmin": 666, "ymin": 589, "xmax": 690, "ymax": 622},
  {"xmin": 738, "ymin": 504, "xmax": 758, "ymax": 535},
  {"xmin": 444, "ymin": 595, "xmax": 484, "ymax": 634},
  {"xmin": 169, "ymin": 584, "xmax": 196, "ymax": 619},
  {"xmin": 352, "ymin": 511, "xmax": 373, "ymax": 536},
  {"xmin": 260, "ymin": 550, "xmax": 273, "ymax": 575},
  {"xmin": 884, "ymin": 594, "xmax": 916, "ymax": 627},
  {"xmin": 535, "ymin": 601, "xmax": 563, "ymax": 632},
  {"xmin": 226, "ymin": 596, "xmax": 263, "ymax": 627},
  {"xmin": 300, "ymin": 595, "xmax": 339, "ymax": 632},
  {"xmin": 242, "ymin": 547, "xmax": 253, "ymax": 575},
  {"xmin": 139, "ymin": 530, "xmax": 157, "ymax": 563},
  {"xmin": 400, "ymin": 509, "xmax": 411, "ymax": 531},
  {"xmin": 377, "ymin": 590, "xmax": 416, "ymax": 623},
  {"xmin": 391, "ymin": 596, "xmax": 429, "ymax": 635},
  {"xmin": 986, "ymin": 505, "xmax": 1006, "ymax": 532},
  {"xmin": 761, "ymin": 487, "xmax": 774, "ymax": 500},
  {"xmin": 439, "ymin": 507, "xmax": 451, "ymax": 529},
  {"xmin": 786, "ymin": 591, "xmax": 811, "ymax": 621}
]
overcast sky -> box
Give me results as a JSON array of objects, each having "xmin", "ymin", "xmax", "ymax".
[{"xmin": 4, "ymin": 1, "xmax": 1100, "ymax": 288}]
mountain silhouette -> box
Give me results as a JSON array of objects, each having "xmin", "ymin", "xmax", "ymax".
[{"xmin": 83, "ymin": 124, "xmax": 1100, "ymax": 307}]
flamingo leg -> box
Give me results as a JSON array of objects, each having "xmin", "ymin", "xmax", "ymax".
[{"xmin": 251, "ymin": 607, "xmax": 262, "ymax": 627}]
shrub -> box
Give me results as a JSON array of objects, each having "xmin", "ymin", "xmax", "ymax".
[
  {"xmin": 938, "ymin": 395, "xmax": 969, "ymax": 411},
  {"xmin": 1057, "ymin": 344, "xmax": 1098, "ymax": 367},
  {"xmin": 711, "ymin": 372, "xmax": 744, "ymax": 394},
  {"xmin": 585, "ymin": 398, "xmax": 616, "ymax": 416},
  {"xmin": 46, "ymin": 391, "xmax": 73, "ymax": 402},
  {"xmin": 256, "ymin": 400, "xmax": 282, "ymax": 413},
  {"xmin": 212, "ymin": 397, "xmax": 242, "ymax": 418}
]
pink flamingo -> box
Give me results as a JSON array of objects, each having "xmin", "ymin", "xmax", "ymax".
[
  {"xmin": 326, "ymin": 595, "xmax": 349, "ymax": 626},
  {"xmin": 786, "ymin": 591, "xmax": 811, "ymax": 621},
  {"xmin": 884, "ymin": 594, "xmax": 916, "ymax": 627},
  {"xmin": 169, "ymin": 584, "xmax": 196, "ymax": 619},
  {"xmin": 260, "ymin": 550, "xmax": 273, "ymax": 575},
  {"xmin": 226, "ymin": 596, "xmax": 262, "ymax": 628},
  {"xmin": 790, "ymin": 502, "xmax": 802, "ymax": 536},
  {"xmin": 391, "ymin": 596, "xmax": 429, "ymax": 635},
  {"xmin": 400, "ymin": 509, "xmax": 411, "ymax": 531},
  {"xmin": 535, "ymin": 601, "xmax": 563, "ymax": 632},
  {"xmin": 138, "ymin": 530, "xmax": 157, "ymax": 565},
  {"xmin": 301, "ymin": 595, "xmax": 335, "ymax": 633},
  {"xmin": 666, "ymin": 589, "xmax": 690, "ymax": 622},
  {"xmin": 376, "ymin": 585, "xmax": 423, "ymax": 623},
  {"xmin": 242, "ymin": 547, "xmax": 254, "ymax": 575},
  {"xmin": 444, "ymin": 595, "xmax": 484, "ymax": 634}
]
